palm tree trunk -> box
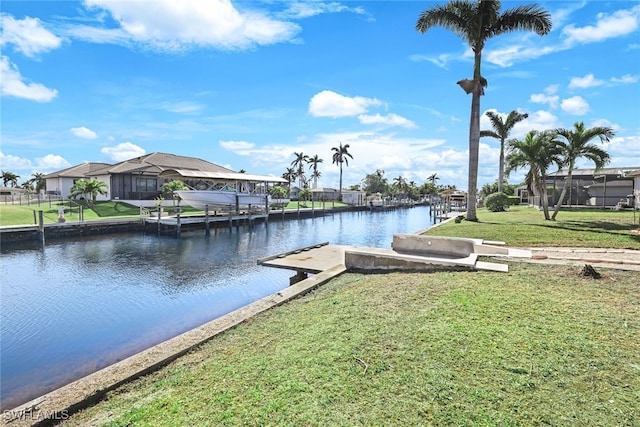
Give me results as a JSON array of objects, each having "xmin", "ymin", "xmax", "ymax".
[
  {"xmin": 539, "ymin": 174, "xmax": 550, "ymax": 220},
  {"xmin": 551, "ymin": 164, "xmax": 574, "ymax": 220},
  {"xmin": 338, "ymin": 165, "xmax": 343, "ymax": 201},
  {"xmin": 498, "ymin": 140, "xmax": 505, "ymax": 193},
  {"xmin": 466, "ymin": 86, "xmax": 481, "ymax": 222}
]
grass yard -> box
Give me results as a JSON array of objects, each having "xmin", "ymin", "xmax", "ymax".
[
  {"xmin": 62, "ymin": 263, "xmax": 639, "ymax": 426},
  {"xmin": 426, "ymin": 205, "xmax": 640, "ymax": 250}
]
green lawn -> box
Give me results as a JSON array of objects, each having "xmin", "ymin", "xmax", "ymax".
[
  {"xmin": 62, "ymin": 264, "xmax": 640, "ymax": 426},
  {"xmin": 8, "ymin": 202, "xmax": 640, "ymax": 426},
  {"xmin": 426, "ymin": 205, "xmax": 640, "ymax": 250}
]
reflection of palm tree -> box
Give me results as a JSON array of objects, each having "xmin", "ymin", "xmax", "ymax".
[
  {"xmin": 481, "ymin": 110, "xmax": 529, "ymax": 193},
  {"xmin": 416, "ymin": 0, "xmax": 552, "ymax": 221},
  {"xmin": 506, "ymin": 131, "xmax": 561, "ymax": 220},
  {"xmin": 291, "ymin": 152, "xmax": 309, "ymax": 188},
  {"xmin": 308, "ymin": 155, "xmax": 323, "ymax": 189},
  {"xmin": 331, "ymin": 142, "xmax": 353, "ymax": 201},
  {"xmin": 551, "ymin": 122, "xmax": 613, "ymax": 220}
]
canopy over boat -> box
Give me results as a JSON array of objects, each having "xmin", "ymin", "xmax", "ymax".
[{"xmin": 159, "ymin": 168, "xmax": 287, "ymax": 184}]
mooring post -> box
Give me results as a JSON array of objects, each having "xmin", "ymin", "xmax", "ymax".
[
  {"xmin": 38, "ymin": 210, "xmax": 45, "ymax": 246},
  {"xmin": 176, "ymin": 206, "xmax": 181, "ymax": 238},
  {"xmin": 248, "ymin": 204, "xmax": 253, "ymax": 229},
  {"xmin": 205, "ymin": 205, "xmax": 210, "ymax": 236}
]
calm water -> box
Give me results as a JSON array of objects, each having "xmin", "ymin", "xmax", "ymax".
[{"xmin": 1, "ymin": 206, "xmax": 436, "ymax": 410}]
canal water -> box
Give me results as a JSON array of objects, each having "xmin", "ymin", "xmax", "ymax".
[{"xmin": 1, "ymin": 206, "xmax": 437, "ymax": 410}]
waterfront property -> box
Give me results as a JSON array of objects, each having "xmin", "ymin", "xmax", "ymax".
[
  {"xmin": 43, "ymin": 152, "xmax": 286, "ymax": 203},
  {"xmin": 0, "ymin": 205, "xmax": 438, "ymax": 411}
]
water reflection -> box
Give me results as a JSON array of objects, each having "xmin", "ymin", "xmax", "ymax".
[{"xmin": 1, "ymin": 206, "xmax": 435, "ymax": 409}]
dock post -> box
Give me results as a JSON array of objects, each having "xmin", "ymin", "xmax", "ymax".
[
  {"xmin": 176, "ymin": 206, "xmax": 181, "ymax": 238},
  {"xmin": 38, "ymin": 210, "xmax": 45, "ymax": 246},
  {"xmin": 248, "ymin": 205, "xmax": 253, "ymax": 229},
  {"xmin": 228, "ymin": 208, "xmax": 233, "ymax": 229},
  {"xmin": 205, "ymin": 205, "xmax": 210, "ymax": 236}
]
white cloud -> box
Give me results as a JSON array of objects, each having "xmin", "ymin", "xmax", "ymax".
[
  {"xmin": 358, "ymin": 113, "xmax": 417, "ymax": 129},
  {"xmin": 569, "ymin": 73, "xmax": 605, "ymax": 89},
  {"xmin": 485, "ymin": 44, "xmax": 557, "ymax": 68},
  {"xmin": 308, "ymin": 90, "xmax": 383, "ymax": 118},
  {"xmin": 611, "ymin": 74, "xmax": 639, "ymax": 84},
  {"xmin": 530, "ymin": 93, "xmax": 559, "ymax": 109},
  {"xmin": 219, "ymin": 140, "xmax": 255, "ymax": 152},
  {"xmin": 562, "ymin": 5, "xmax": 640, "ymax": 44},
  {"xmin": 101, "ymin": 142, "xmax": 146, "ymax": 161},
  {"xmin": 0, "ymin": 14, "xmax": 62, "ymax": 57},
  {"xmin": 80, "ymin": 0, "xmax": 300, "ymax": 51},
  {"xmin": 34, "ymin": 154, "xmax": 71, "ymax": 171},
  {"xmin": 278, "ymin": 2, "xmax": 368, "ymax": 20},
  {"xmin": 0, "ymin": 55, "xmax": 58, "ymax": 102},
  {"xmin": 0, "ymin": 151, "xmax": 32, "ymax": 170},
  {"xmin": 561, "ymin": 96, "xmax": 590, "ymax": 115},
  {"xmin": 70, "ymin": 126, "xmax": 98, "ymax": 139},
  {"xmin": 591, "ymin": 118, "xmax": 621, "ymax": 132}
]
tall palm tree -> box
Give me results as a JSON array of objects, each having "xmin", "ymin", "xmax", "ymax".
[
  {"xmin": 551, "ymin": 122, "xmax": 613, "ymax": 220},
  {"xmin": 1, "ymin": 170, "xmax": 20, "ymax": 188},
  {"xmin": 481, "ymin": 110, "xmax": 529, "ymax": 192},
  {"xmin": 506, "ymin": 130, "xmax": 562, "ymax": 220},
  {"xmin": 291, "ymin": 152, "xmax": 309, "ymax": 189},
  {"xmin": 307, "ymin": 154, "xmax": 324, "ymax": 189},
  {"xmin": 416, "ymin": 0, "xmax": 552, "ymax": 221},
  {"xmin": 427, "ymin": 173, "xmax": 439, "ymax": 185},
  {"xmin": 331, "ymin": 142, "xmax": 353, "ymax": 201}
]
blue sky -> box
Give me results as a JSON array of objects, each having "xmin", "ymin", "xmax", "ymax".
[{"xmin": 1, "ymin": 0, "xmax": 639, "ymax": 191}]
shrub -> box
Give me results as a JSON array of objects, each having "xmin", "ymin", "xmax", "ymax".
[
  {"xmin": 507, "ymin": 196, "xmax": 520, "ymax": 206},
  {"xmin": 484, "ymin": 192, "xmax": 509, "ymax": 212}
]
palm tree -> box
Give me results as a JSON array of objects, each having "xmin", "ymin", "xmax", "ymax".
[
  {"xmin": 427, "ymin": 173, "xmax": 439, "ymax": 186},
  {"xmin": 481, "ymin": 110, "xmax": 529, "ymax": 192},
  {"xmin": 1, "ymin": 170, "xmax": 20, "ymax": 188},
  {"xmin": 31, "ymin": 172, "xmax": 46, "ymax": 193},
  {"xmin": 69, "ymin": 178, "xmax": 108, "ymax": 207},
  {"xmin": 393, "ymin": 175, "xmax": 408, "ymax": 197},
  {"xmin": 551, "ymin": 122, "xmax": 613, "ymax": 220},
  {"xmin": 307, "ymin": 154, "xmax": 323, "ymax": 189},
  {"xmin": 506, "ymin": 130, "xmax": 562, "ymax": 220},
  {"xmin": 331, "ymin": 142, "xmax": 353, "ymax": 201},
  {"xmin": 416, "ymin": 0, "xmax": 552, "ymax": 221},
  {"xmin": 282, "ymin": 167, "xmax": 296, "ymax": 196},
  {"xmin": 291, "ymin": 152, "xmax": 309, "ymax": 189}
]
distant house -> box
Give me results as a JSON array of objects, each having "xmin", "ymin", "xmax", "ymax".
[
  {"xmin": 43, "ymin": 152, "xmax": 281, "ymax": 203},
  {"xmin": 625, "ymin": 169, "xmax": 640, "ymax": 209},
  {"xmin": 341, "ymin": 190, "xmax": 367, "ymax": 206},
  {"xmin": 544, "ymin": 167, "xmax": 637, "ymax": 208}
]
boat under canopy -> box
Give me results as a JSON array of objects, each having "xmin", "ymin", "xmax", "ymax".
[{"xmin": 159, "ymin": 169, "xmax": 287, "ymax": 211}]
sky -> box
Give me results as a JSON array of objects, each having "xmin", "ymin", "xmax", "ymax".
[{"xmin": 1, "ymin": 0, "xmax": 639, "ymax": 191}]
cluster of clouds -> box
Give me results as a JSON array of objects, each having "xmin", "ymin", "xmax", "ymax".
[{"xmin": 1, "ymin": 1, "xmax": 639, "ymax": 188}]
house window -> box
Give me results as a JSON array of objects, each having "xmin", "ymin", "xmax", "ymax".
[{"xmin": 136, "ymin": 178, "xmax": 157, "ymax": 192}]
